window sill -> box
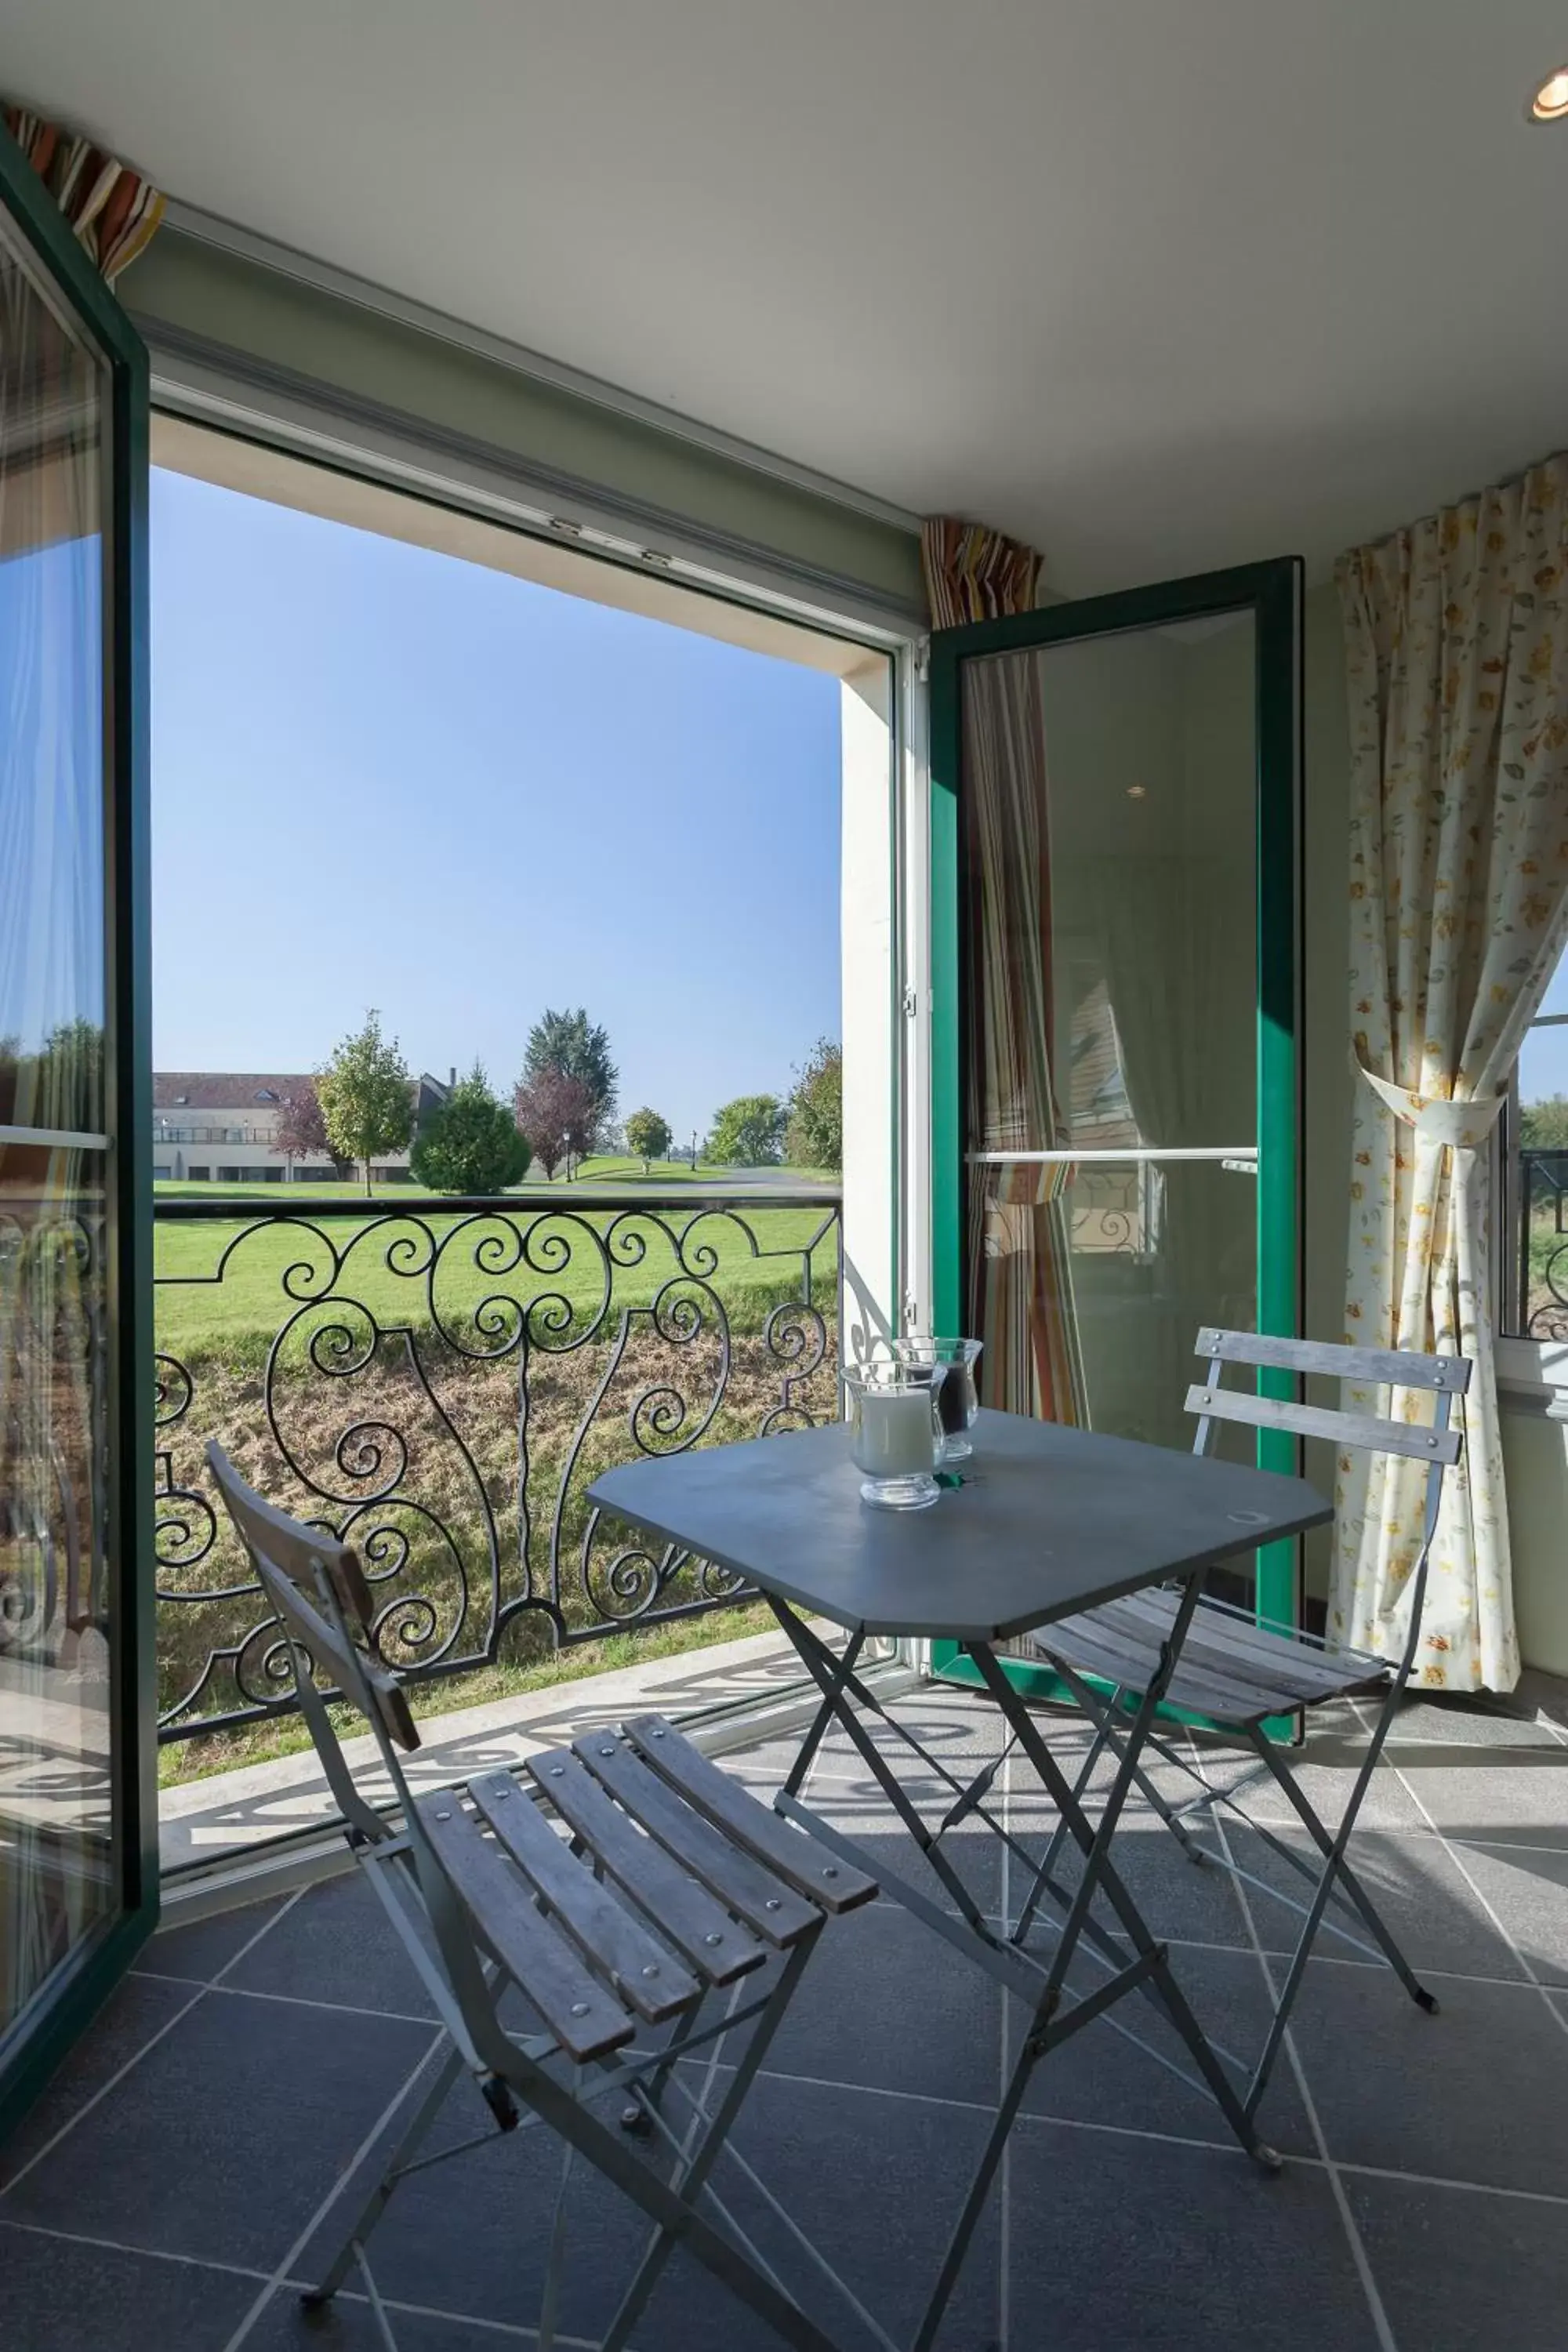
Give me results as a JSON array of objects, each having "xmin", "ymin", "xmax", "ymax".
[{"xmin": 1496, "ymin": 1334, "xmax": 1568, "ymax": 1414}]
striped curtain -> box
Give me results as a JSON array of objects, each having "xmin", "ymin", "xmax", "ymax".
[
  {"xmin": 922, "ymin": 519, "xmax": 1089, "ymax": 1425},
  {"xmin": 3, "ymin": 104, "xmax": 163, "ymax": 281}
]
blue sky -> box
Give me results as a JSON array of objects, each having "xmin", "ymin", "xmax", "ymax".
[{"xmin": 151, "ymin": 469, "xmax": 842, "ymax": 1146}]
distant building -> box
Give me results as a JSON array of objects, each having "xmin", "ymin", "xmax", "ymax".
[{"xmin": 151, "ymin": 1069, "xmax": 454, "ymax": 1182}]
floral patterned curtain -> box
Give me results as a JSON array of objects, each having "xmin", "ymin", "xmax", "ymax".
[
  {"xmin": 922, "ymin": 517, "xmax": 1089, "ymax": 1423},
  {"xmin": 2, "ymin": 104, "xmax": 163, "ymax": 281},
  {"xmin": 1331, "ymin": 456, "xmax": 1568, "ymax": 1691}
]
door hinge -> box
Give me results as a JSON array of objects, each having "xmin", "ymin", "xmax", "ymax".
[
  {"xmin": 902, "ymin": 986, "xmax": 920, "ymax": 1019},
  {"xmin": 913, "ymin": 637, "xmax": 931, "ymax": 684}
]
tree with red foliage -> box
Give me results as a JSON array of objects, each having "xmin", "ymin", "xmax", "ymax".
[
  {"xmin": 274, "ymin": 1080, "xmax": 350, "ymax": 1181},
  {"xmin": 514, "ymin": 1067, "xmax": 597, "ymax": 1181}
]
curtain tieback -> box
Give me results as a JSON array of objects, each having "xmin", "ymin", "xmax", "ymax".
[{"xmin": 1354, "ymin": 1062, "xmax": 1507, "ymax": 1150}]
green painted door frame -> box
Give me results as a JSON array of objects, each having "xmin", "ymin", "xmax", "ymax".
[
  {"xmin": 925, "ymin": 558, "xmax": 1305, "ymax": 1708},
  {"xmin": 0, "ymin": 119, "xmax": 158, "ymax": 2141}
]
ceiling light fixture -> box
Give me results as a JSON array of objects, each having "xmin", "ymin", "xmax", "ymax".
[
  {"xmin": 1528, "ymin": 65, "xmax": 1568, "ymax": 120},
  {"xmin": 1126, "ymin": 784, "xmax": 1148, "ymax": 800}
]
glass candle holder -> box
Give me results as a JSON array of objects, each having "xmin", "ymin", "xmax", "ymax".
[
  {"xmin": 844, "ymin": 1362, "xmax": 945, "ymax": 1511},
  {"xmin": 895, "ymin": 1337, "xmax": 983, "ymax": 1461}
]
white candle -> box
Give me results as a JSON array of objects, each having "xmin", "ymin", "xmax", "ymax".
[{"xmin": 856, "ymin": 1388, "xmax": 935, "ymax": 1479}]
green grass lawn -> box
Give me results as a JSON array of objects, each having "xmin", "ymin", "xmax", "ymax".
[
  {"xmin": 153, "ymin": 1156, "xmax": 836, "ymax": 1201},
  {"xmin": 155, "ymin": 1189, "xmax": 840, "ymax": 1359}
]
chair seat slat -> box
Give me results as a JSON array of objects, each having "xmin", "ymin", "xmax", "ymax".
[
  {"xmin": 412, "ymin": 1793, "xmax": 633, "ymax": 2063},
  {"xmin": 527, "ymin": 1749, "xmax": 767, "ymax": 1985},
  {"xmin": 1196, "ymin": 1327, "xmax": 1472, "ymax": 1394},
  {"xmin": 1094, "ymin": 1597, "xmax": 1306, "ymax": 1699},
  {"xmin": 1033, "ymin": 1614, "xmax": 1277, "ymax": 1720},
  {"xmin": 1185, "ymin": 1384, "xmax": 1462, "ymax": 1465},
  {"xmin": 1106, "ymin": 1593, "xmax": 1362, "ymax": 1699},
  {"xmin": 574, "ymin": 1733, "xmax": 820, "ymax": 1947},
  {"xmin": 466, "ymin": 1773, "xmax": 701, "ymax": 2025},
  {"xmin": 1036, "ymin": 1602, "xmax": 1374, "ymax": 1724},
  {"xmin": 623, "ymin": 1717, "xmax": 878, "ymax": 1915}
]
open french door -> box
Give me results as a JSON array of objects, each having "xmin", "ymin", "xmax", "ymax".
[
  {"xmin": 926, "ymin": 559, "xmax": 1302, "ymax": 1695},
  {"xmin": 0, "ymin": 122, "xmax": 155, "ymax": 2134}
]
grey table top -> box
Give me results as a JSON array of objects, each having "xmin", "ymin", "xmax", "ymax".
[{"xmin": 587, "ymin": 1408, "xmax": 1332, "ymax": 1642}]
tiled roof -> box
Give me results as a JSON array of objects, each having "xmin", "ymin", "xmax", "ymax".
[
  {"xmin": 152, "ymin": 1073, "xmax": 312, "ymax": 1109},
  {"xmin": 153, "ymin": 1072, "xmax": 448, "ymax": 1110}
]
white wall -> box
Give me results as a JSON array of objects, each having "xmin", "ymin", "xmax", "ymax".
[{"xmin": 840, "ymin": 659, "xmax": 898, "ymax": 1356}]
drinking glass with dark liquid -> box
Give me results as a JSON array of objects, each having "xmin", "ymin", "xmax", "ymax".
[{"xmin": 895, "ymin": 1338, "xmax": 982, "ymax": 1462}]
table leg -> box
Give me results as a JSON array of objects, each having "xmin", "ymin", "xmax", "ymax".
[
  {"xmin": 966, "ymin": 1614, "xmax": 1280, "ymax": 2172},
  {"xmin": 768, "ymin": 1599, "xmax": 1206, "ymax": 2009},
  {"xmin": 782, "ymin": 1624, "xmax": 866, "ymax": 1798},
  {"xmin": 767, "ymin": 1597, "xmax": 992, "ymax": 1934}
]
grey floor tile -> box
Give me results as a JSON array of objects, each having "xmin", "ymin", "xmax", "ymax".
[
  {"xmin": 1007, "ymin": 2123, "xmax": 1383, "ymax": 2350},
  {"xmin": 621, "ymin": 2071, "xmax": 1000, "ymax": 2352},
  {"xmin": 136, "ymin": 1893, "xmax": 291, "ymax": 1985},
  {"xmin": 0, "ymin": 2220, "xmax": 262, "ymax": 2352},
  {"xmin": 1344, "ymin": 2171, "xmax": 1568, "ymax": 2352},
  {"xmin": 1281, "ymin": 1964, "xmax": 1568, "ymax": 2195},
  {"xmin": 292, "ymin": 2068, "xmax": 641, "ymax": 2342},
  {"xmin": 1382, "ymin": 1693, "xmax": 1563, "ymax": 1749},
  {"xmin": 220, "ymin": 1870, "xmax": 441, "ymax": 2020},
  {"xmin": 1007, "ymin": 1810, "xmax": 1254, "ymax": 1950},
  {"xmin": 1009, "ymin": 1940, "xmax": 1313, "ymax": 2158},
  {"xmin": 2, "ymin": 1988, "xmax": 437, "ymax": 2269},
  {"xmin": 296, "ymin": 2067, "xmax": 998, "ymax": 2351},
  {"xmin": 1440, "ymin": 1837, "xmax": 1568, "ymax": 1987},
  {"xmin": 1221, "ymin": 1745, "xmax": 1431, "ymax": 1838},
  {"xmin": 786, "ymin": 1775, "xmax": 1008, "ymax": 1920},
  {"xmin": 736, "ymin": 1900, "xmax": 1001, "ymax": 2109},
  {"xmin": 1223, "ymin": 1823, "xmax": 1526, "ymax": 1981},
  {"xmin": 1379, "ymin": 1740, "xmax": 1568, "ymax": 1849},
  {"xmin": 0, "ymin": 1972, "xmax": 198, "ymax": 2190},
  {"xmin": 247, "ymin": 2283, "xmax": 504, "ymax": 2350}
]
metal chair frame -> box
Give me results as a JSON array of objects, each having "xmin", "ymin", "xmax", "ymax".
[
  {"xmin": 206, "ymin": 1443, "xmax": 884, "ymax": 2352},
  {"xmin": 1009, "ymin": 1327, "xmax": 1470, "ymax": 2119}
]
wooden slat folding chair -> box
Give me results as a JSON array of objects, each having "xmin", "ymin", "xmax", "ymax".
[
  {"xmin": 206, "ymin": 1443, "xmax": 881, "ymax": 2352},
  {"xmin": 1006, "ymin": 1329, "xmax": 1469, "ymax": 2120}
]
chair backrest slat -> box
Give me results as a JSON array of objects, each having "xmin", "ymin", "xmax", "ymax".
[
  {"xmin": 1195, "ymin": 1326, "xmax": 1472, "ymax": 1395},
  {"xmin": 1183, "ymin": 1381, "xmax": 1462, "ymax": 1465},
  {"xmin": 206, "ymin": 1442, "xmax": 419, "ymax": 1753}
]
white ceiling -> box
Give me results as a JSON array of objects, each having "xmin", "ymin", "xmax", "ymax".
[{"xmin": 6, "ymin": 0, "xmax": 1568, "ymax": 591}]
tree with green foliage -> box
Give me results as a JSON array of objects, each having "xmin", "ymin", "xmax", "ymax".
[
  {"xmin": 785, "ymin": 1036, "xmax": 843, "ymax": 1173},
  {"xmin": 1521, "ymin": 1095, "xmax": 1568, "ymax": 1150},
  {"xmin": 412, "ymin": 1063, "xmax": 531, "ymax": 1193},
  {"xmin": 0, "ymin": 1019, "xmax": 106, "ymax": 1131},
  {"xmin": 317, "ymin": 1011, "xmax": 415, "ymax": 1193},
  {"xmin": 521, "ymin": 1007, "xmax": 618, "ymax": 1148},
  {"xmin": 624, "ymin": 1107, "xmax": 673, "ymax": 1174},
  {"xmin": 706, "ymin": 1094, "xmax": 785, "ymax": 1166}
]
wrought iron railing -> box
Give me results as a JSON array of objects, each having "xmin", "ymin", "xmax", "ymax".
[
  {"xmin": 1518, "ymin": 1148, "xmax": 1568, "ymax": 1338},
  {"xmin": 154, "ymin": 1186, "xmax": 843, "ymax": 1744}
]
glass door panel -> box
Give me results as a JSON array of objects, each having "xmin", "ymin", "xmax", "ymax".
[
  {"xmin": 928, "ymin": 561, "xmax": 1301, "ymax": 1680},
  {"xmin": 0, "ymin": 126, "xmax": 153, "ymax": 2132}
]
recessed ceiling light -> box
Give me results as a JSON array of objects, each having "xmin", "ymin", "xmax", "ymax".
[
  {"xmin": 1126, "ymin": 784, "xmax": 1148, "ymax": 800},
  {"xmin": 1528, "ymin": 65, "xmax": 1568, "ymax": 121}
]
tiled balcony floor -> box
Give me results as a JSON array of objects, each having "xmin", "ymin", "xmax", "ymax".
[{"xmin": 5, "ymin": 1680, "xmax": 1567, "ymax": 2351}]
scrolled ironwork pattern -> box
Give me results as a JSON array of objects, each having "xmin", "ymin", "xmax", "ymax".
[
  {"xmin": 154, "ymin": 1186, "xmax": 841, "ymax": 1741},
  {"xmin": 1519, "ymin": 1148, "xmax": 1568, "ymax": 1338},
  {"xmin": 1068, "ymin": 1164, "xmax": 1155, "ymax": 1259}
]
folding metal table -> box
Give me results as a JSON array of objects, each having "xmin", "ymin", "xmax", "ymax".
[{"xmin": 591, "ymin": 1406, "xmax": 1330, "ymax": 2350}]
